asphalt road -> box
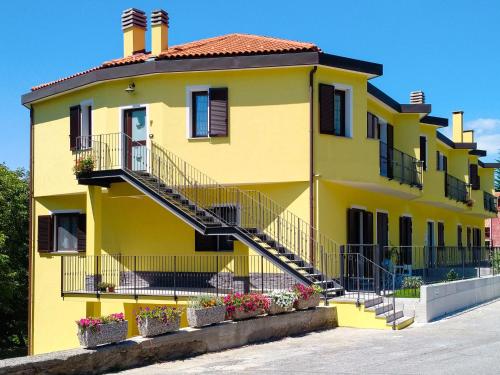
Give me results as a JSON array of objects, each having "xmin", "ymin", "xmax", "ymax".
[{"xmin": 114, "ymin": 299, "xmax": 500, "ymax": 374}]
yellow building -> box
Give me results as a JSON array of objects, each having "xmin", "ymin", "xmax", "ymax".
[{"xmin": 22, "ymin": 8, "xmax": 498, "ymax": 354}]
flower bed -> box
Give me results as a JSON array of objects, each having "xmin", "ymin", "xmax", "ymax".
[
  {"xmin": 224, "ymin": 293, "xmax": 270, "ymax": 320},
  {"xmin": 187, "ymin": 295, "xmax": 226, "ymax": 328},
  {"xmin": 293, "ymin": 284, "xmax": 322, "ymax": 310},
  {"xmin": 267, "ymin": 290, "xmax": 296, "ymax": 315},
  {"xmin": 136, "ymin": 306, "xmax": 182, "ymax": 337},
  {"xmin": 76, "ymin": 313, "xmax": 127, "ymax": 348}
]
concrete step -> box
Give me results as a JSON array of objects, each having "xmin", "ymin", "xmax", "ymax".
[
  {"xmin": 385, "ymin": 310, "xmax": 404, "ymax": 323},
  {"xmin": 364, "ymin": 296, "xmax": 384, "ymax": 308},
  {"xmin": 373, "ymin": 303, "xmax": 393, "ymax": 315},
  {"xmin": 388, "ymin": 315, "xmax": 414, "ymax": 330}
]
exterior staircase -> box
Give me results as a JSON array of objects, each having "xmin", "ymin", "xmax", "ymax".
[{"xmin": 76, "ymin": 133, "xmax": 343, "ymax": 297}]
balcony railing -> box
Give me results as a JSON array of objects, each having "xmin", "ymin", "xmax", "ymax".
[
  {"xmin": 379, "ymin": 141, "xmax": 423, "ymax": 189},
  {"xmin": 383, "ymin": 246, "xmax": 499, "ymax": 284},
  {"xmin": 62, "ymin": 254, "xmax": 302, "ymax": 298},
  {"xmin": 445, "ymin": 173, "xmax": 469, "ymax": 203},
  {"xmin": 484, "ymin": 191, "xmax": 498, "ymax": 213}
]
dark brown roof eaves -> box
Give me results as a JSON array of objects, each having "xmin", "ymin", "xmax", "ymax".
[
  {"xmin": 479, "ymin": 161, "xmax": 500, "ymax": 168},
  {"xmin": 368, "ymin": 83, "xmax": 431, "ymax": 114},
  {"xmin": 436, "ymin": 132, "xmax": 477, "ymax": 150},
  {"xmin": 469, "ymin": 149, "xmax": 487, "ymax": 157},
  {"xmin": 421, "ymin": 115, "xmax": 448, "ymax": 127}
]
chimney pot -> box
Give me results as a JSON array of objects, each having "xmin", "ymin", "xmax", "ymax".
[
  {"xmin": 151, "ymin": 9, "xmax": 169, "ymax": 55},
  {"xmin": 410, "ymin": 90, "xmax": 425, "ymax": 104},
  {"xmin": 121, "ymin": 8, "xmax": 147, "ymax": 57}
]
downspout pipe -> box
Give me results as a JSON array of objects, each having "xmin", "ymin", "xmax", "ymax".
[
  {"xmin": 309, "ymin": 66, "xmax": 317, "ymax": 264},
  {"xmin": 28, "ymin": 106, "xmax": 34, "ymax": 355}
]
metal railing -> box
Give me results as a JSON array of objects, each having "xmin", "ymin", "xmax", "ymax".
[
  {"xmin": 445, "ymin": 173, "xmax": 469, "ymax": 203},
  {"xmin": 74, "ymin": 133, "xmax": 341, "ymax": 282},
  {"xmin": 379, "ymin": 141, "xmax": 423, "ymax": 189},
  {"xmin": 62, "ymin": 254, "xmax": 302, "ymax": 298},
  {"xmin": 383, "ymin": 246, "xmax": 499, "ymax": 284},
  {"xmin": 339, "ymin": 245, "xmax": 398, "ymax": 330},
  {"xmin": 484, "ymin": 191, "xmax": 498, "ymax": 213}
]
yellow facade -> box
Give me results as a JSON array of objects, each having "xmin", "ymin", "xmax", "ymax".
[{"xmin": 24, "ymin": 29, "xmax": 497, "ymax": 354}]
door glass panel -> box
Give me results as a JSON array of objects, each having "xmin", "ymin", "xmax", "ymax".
[{"xmin": 131, "ymin": 108, "xmax": 146, "ymax": 141}]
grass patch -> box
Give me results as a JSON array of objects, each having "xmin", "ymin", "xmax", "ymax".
[{"xmin": 393, "ymin": 288, "xmax": 420, "ymax": 298}]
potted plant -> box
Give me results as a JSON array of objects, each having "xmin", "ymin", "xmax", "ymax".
[
  {"xmin": 97, "ymin": 282, "xmax": 108, "ymax": 293},
  {"xmin": 187, "ymin": 295, "xmax": 226, "ymax": 328},
  {"xmin": 266, "ymin": 290, "xmax": 296, "ymax": 315},
  {"xmin": 74, "ymin": 155, "xmax": 95, "ymax": 177},
  {"xmin": 76, "ymin": 313, "xmax": 127, "ymax": 349},
  {"xmin": 292, "ymin": 284, "xmax": 322, "ymax": 310},
  {"xmin": 466, "ymin": 199, "xmax": 474, "ymax": 207},
  {"xmin": 224, "ymin": 293, "xmax": 270, "ymax": 320},
  {"xmin": 136, "ymin": 306, "xmax": 182, "ymax": 337}
]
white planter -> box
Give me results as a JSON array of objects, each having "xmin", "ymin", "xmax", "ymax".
[
  {"xmin": 137, "ymin": 316, "xmax": 180, "ymax": 337},
  {"xmin": 77, "ymin": 321, "xmax": 128, "ymax": 349},
  {"xmin": 187, "ymin": 305, "xmax": 226, "ymax": 328},
  {"xmin": 294, "ymin": 294, "xmax": 320, "ymax": 310},
  {"xmin": 231, "ymin": 308, "xmax": 265, "ymax": 321}
]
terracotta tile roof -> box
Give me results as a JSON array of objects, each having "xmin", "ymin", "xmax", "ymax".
[
  {"xmin": 31, "ymin": 33, "xmax": 319, "ymax": 91},
  {"xmin": 158, "ymin": 33, "xmax": 319, "ymax": 59}
]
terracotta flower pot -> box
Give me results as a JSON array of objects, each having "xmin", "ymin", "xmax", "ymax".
[{"xmin": 77, "ymin": 321, "xmax": 128, "ymax": 349}]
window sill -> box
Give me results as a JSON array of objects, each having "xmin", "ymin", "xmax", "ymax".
[
  {"xmin": 188, "ymin": 137, "xmax": 210, "ymax": 141},
  {"xmin": 42, "ymin": 251, "xmax": 81, "ymax": 255}
]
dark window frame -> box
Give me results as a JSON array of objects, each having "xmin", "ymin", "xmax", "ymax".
[
  {"xmin": 192, "ymin": 91, "xmax": 209, "ymax": 138},
  {"xmin": 38, "ymin": 212, "xmax": 86, "ymax": 253},
  {"xmin": 419, "ymin": 135, "xmax": 427, "ymax": 171},
  {"xmin": 333, "ymin": 89, "xmax": 347, "ymax": 137},
  {"xmin": 367, "ymin": 112, "xmax": 380, "ymax": 139}
]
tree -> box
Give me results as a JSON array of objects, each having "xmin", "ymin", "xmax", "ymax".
[{"xmin": 0, "ymin": 163, "xmax": 29, "ymax": 358}]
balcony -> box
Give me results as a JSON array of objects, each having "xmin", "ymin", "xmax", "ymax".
[
  {"xmin": 445, "ymin": 173, "xmax": 469, "ymax": 204},
  {"xmin": 379, "ymin": 142, "xmax": 423, "ymax": 189},
  {"xmin": 484, "ymin": 191, "xmax": 498, "ymax": 214}
]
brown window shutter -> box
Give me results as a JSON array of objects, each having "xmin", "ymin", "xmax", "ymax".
[
  {"xmin": 77, "ymin": 214, "xmax": 86, "ymax": 252},
  {"xmin": 363, "ymin": 211, "xmax": 374, "ymax": 244},
  {"xmin": 37, "ymin": 215, "xmax": 53, "ymax": 253},
  {"xmin": 443, "ymin": 156, "xmax": 447, "ymax": 172},
  {"xmin": 419, "ymin": 136, "xmax": 427, "ymax": 171},
  {"xmin": 70, "ymin": 105, "xmax": 81, "ymax": 150},
  {"xmin": 436, "ymin": 151, "xmax": 440, "ymax": 170},
  {"xmin": 209, "ymin": 88, "xmax": 228, "ymax": 137},
  {"xmin": 347, "ymin": 208, "xmax": 358, "ymax": 244},
  {"xmin": 319, "ymin": 83, "xmax": 335, "ymax": 134},
  {"xmin": 470, "ymin": 163, "xmax": 480, "ymax": 190},
  {"xmin": 367, "ymin": 112, "xmax": 373, "ymax": 138}
]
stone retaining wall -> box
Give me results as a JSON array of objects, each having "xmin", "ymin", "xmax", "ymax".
[{"xmin": 0, "ymin": 307, "xmax": 337, "ymax": 375}]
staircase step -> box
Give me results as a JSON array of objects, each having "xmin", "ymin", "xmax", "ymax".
[
  {"xmin": 385, "ymin": 310, "xmax": 404, "ymax": 323},
  {"xmin": 285, "ymin": 259, "xmax": 304, "ymax": 265},
  {"xmin": 364, "ymin": 296, "xmax": 384, "ymax": 308},
  {"xmin": 372, "ymin": 304, "xmax": 393, "ymax": 315},
  {"xmin": 388, "ymin": 315, "xmax": 414, "ymax": 329},
  {"xmin": 295, "ymin": 266, "xmax": 314, "ymax": 271}
]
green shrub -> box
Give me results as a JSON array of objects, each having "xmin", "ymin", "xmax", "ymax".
[
  {"xmin": 402, "ymin": 276, "xmax": 423, "ymax": 290},
  {"xmin": 446, "ymin": 269, "xmax": 459, "ymax": 282}
]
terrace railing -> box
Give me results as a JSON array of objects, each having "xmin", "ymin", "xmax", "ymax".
[
  {"xmin": 383, "ymin": 246, "xmax": 499, "ymax": 284},
  {"xmin": 62, "ymin": 254, "xmax": 302, "ymax": 298},
  {"xmin": 484, "ymin": 191, "xmax": 498, "ymax": 213},
  {"xmin": 445, "ymin": 173, "xmax": 469, "ymax": 203},
  {"xmin": 379, "ymin": 141, "xmax": 423, "ymax": 189}
]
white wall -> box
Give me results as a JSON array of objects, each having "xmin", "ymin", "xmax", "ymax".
[{"xmin": 420, "ymin": 275, "xmax": 500, "ymax": 322}]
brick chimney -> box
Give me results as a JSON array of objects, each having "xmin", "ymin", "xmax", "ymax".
[
  {"xmin": 151, "ymin": 9, "xmax": 169, "ymax": 55},
  {"xmin": 452, "ymin": 111, "xmax": 464, "ymax": 142},
  {"xmin": 121, "ymin": 8, "xmax": 147, "ymax": 57},
  {"xmin": 410, "ymin": 91, "xmax": 425, "ymax": 104}
]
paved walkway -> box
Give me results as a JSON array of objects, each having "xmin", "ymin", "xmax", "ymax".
[{"xmin": 115, "ymin": 299, "xmax": 500, "ymax": 374}]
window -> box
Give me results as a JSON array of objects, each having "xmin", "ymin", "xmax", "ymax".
[
  {"xmin": 192, "ymin": 91, "xmax": 209, "ymax": 137},
  {"xmin": 37, "ymin": 213, "xmax": 86, "ymax": 253},
  {"xmin": 367, "ymin": 112, "xmax": 380, "ymax": 139},
  {"xmin": 437, "ymin": 222, "xmax": 445, "ymax": 247},
  {"xmin": 188, "ymin": 87, "xmax": 229, "ymax": 138},
  {"xmin": 436, "ymin": 151, "xmax": 447, "ymax": 171},
  {"xmin": 419, "ymin": 136, "xmax": 427, "ymax": 171},
  {"xmin": 333, "ymin": 90, "xmax": 346, "ymax": 136},
  {"xmin": 399, "ymin": 216, "xmax": 413, "ymax": 265},
  {"xmin": 195, "ymin": 232, "xmax": 234, "ymax": 252},
  {"xmin": 69, "ymin": 102, "xmax": 92, "ymax": 150},
  {"xmin": 457, "ymin": 225, "xmax": 463, "ymax": 247},
  {"xmin": 319, "ymin": 83, "xmax": 351, "ymax": 137}
]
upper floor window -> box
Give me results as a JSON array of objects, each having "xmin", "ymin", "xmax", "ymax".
[
  {"xmin": 469, "ymin": 163, "xmax": 480, "ymax": 190},
  {"xmin": 419, "ymin": 136, "xmax": 427, "ymax": 171},
  {"xmin": 69, "ymin": 102, "xmax": 92, "ymax": 150},
  {"xmin": 188, "ymin": 87, "xmax": 228, "ymax": 138},
  {"xmin": 37, "ymin": 213, "xmax": 86, "ymax": 253},
  {"xmin": 319, "ymin": 83, "xmax": 351, "ymax": 137},
  {"xmin": 436, "ymin": 151, "xmax": 447, "ymax": 171},
  {"xmin": 367, "ymin": 112, "xmax": 380, "ymax": 139}
]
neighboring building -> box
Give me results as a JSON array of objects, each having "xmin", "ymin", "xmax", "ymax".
[
  {"xmin": 23, "ymin": 8, "xmax": 499, "ymax": 354},
  {"xmin": 485, "ymin": 192, "xmax": 500, "ymax": 247}
]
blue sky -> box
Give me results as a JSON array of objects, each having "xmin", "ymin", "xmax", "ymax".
[{"xmin": 2, "ymin": 0, "xmax": 500, "ymax": 169}]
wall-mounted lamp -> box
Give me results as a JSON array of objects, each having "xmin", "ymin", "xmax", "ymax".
[{"xmin": 125, "ymin": 82, "xmax": 136, "ymax": 93}]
